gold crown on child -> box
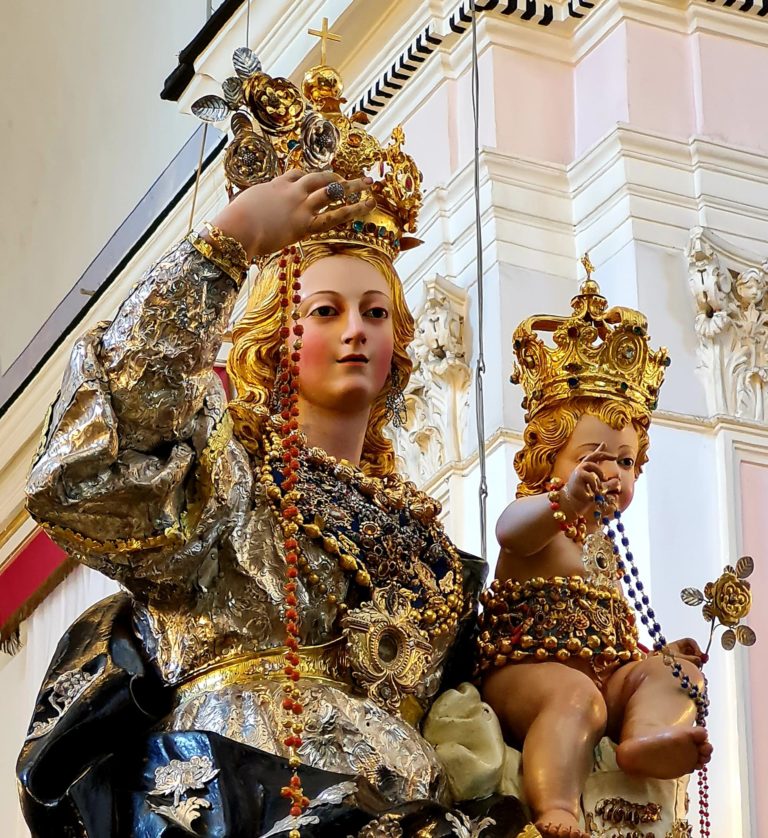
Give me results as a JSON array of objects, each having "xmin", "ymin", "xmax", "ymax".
[
  {"xmin": 510, "ymin": 255, "xmax": 671, "ymax": 422},
  {"xmin": 191, "ymin": 22, "xmax": 422, "ymax": 261}
]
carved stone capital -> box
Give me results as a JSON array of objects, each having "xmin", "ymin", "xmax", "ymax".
[
  {"xmin": 686, "ymin": 227, "xmax": 768, "ymax": 422},
  {"xmin": 387, "ymin": 276, "xmax": 471, "ymax": 486}
]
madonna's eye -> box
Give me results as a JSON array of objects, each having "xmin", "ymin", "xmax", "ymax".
[
  {"xmin": 309, "ymin": 304, "xmax": 338, "ymax": 317},
  {"xmin": 618, "ymin": 456, "xmax": 635, "ymax": 468},
  {"xmin": 365, "ymin": 306, "xmax": 390, "ymax": 319}
]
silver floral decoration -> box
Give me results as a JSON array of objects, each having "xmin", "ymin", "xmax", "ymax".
[
  {"xmin": 261, "ymin": 780, "xmax": 357, "ymax": 838},
  {"xmin": 149, "ymin": 755, "xmax": 219, "ymax": 807},
  {"xmin": 445, "ymin": 811, "xmax": 496, "ymax": 838},
  {"xmin": 26, "ymin": 666, "xmax": 100, "ymax": 741},
  {"xmin": 149, "ymin": 798, "xmax": 211, "ymax": 835}
]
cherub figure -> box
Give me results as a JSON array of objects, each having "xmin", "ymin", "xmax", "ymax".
[{"xmin": 476, "ymin": 269, "xmax": 713, "ymax": 838}]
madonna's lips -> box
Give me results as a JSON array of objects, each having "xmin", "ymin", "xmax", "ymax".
[{"xmin": 337, "ymin": 354, "xmax": 369, "ymax": 363}]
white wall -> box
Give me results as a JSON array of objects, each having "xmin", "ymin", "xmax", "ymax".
[
  {"xmin": 0, "ymin": 0, "xmax": 205, "ymax": 372},
  {"xmin": 1, "ymin": 569, "xmax": 117, "ymax": 838}
]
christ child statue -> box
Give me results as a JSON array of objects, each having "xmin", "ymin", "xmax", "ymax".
[{"xmin": 476, "ymin": 270, "xmax": 712, "ymax": 838}]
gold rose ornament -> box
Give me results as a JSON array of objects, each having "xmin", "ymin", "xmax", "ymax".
[{"xmin": 681, "ymin": 556, "xmax": 756, "ymax": 651}]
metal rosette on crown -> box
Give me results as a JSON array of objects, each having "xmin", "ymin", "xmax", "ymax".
[
  {"xmin": 509, "ymin": 266, "xmax": 670, "ymax": 423},
  {"xmin": 191, "ymin": 48, "xmax": 424, "ymax": 260}
]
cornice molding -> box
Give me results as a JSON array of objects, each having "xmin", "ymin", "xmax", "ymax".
[{"xmin": 349, "ymin": 0, "xmax": 768, "ymax": 120}]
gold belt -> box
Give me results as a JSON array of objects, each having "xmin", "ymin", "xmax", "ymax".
[
  {"xmin": 173, "ymin": 638, "xmax": 425, "ymax": 726},
  {"xmin": 174, "ymin": 638, "xmax": 347, "ymax": 705}
]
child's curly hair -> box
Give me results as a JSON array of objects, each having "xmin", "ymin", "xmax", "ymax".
[{"xmin": 514, "ymin": 397, "xmax": 651, "ymax": 498}]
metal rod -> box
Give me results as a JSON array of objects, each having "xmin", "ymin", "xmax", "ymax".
[
  {"xmin": 188, "ymin": 123, "xmax": 209, "ymax": 234},
  {"xmin": 470, "ymin": 0, "xmax": 488, "ymax": 562}
]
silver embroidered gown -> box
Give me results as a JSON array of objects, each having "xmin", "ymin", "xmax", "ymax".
[{"xmin": 26, "ymin": 239, "xmax": 479, "ymax": 806}]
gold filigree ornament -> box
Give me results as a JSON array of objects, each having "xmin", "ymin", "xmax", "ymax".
[
  {"xmin": 681, "ymin": 556, "xmax": 756, "ymax": 651},
  {"xmin": 342, "ymin": 584, "xmax": 433, "ymax": 718},
  {"xmin": 582, "ymin": 531, "xmax": 619, "ymax": 587},
  {"xmin": 355, "ymin": 813, "xmax": 404, "ymax": 838},
  {"xmin": 191, "ymin": 41, "xmax": 423, "ymax": 259},
  {"xmin": 666, "ymin": 821, "xmax": 693, "ymax": 837},
  {"xmin": 510, "ymin": 254, "xmax": 670, "ymax": 423}
]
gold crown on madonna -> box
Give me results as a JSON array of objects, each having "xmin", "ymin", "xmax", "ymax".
[
  {"xmin": 510, "ymin": 256, "xmax": 671, "ymax": 423},
  {"xmin": 191, "ymin": 34, "xmax": 422, "ymax": 261}
]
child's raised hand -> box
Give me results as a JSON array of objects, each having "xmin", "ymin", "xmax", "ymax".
[{"xmin": 562, "ymin": 443, "xmax": 621, "ymax": 517}]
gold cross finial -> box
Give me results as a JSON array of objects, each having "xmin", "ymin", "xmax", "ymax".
[
  {"xmin": 308, "ymin": 17, "xmax": 342, "ymax": 65},
  {"xmin": 581, "ymin": 252, "xmax": 595, "ymax": 280}
]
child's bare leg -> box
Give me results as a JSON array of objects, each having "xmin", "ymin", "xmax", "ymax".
[
  {"xmin": 605, "ymin": 655, "xmax": 712, "ymax": 779},
  {"xmin": 483, "ymin": 661, "xmax": 606, "ymax": 838}
]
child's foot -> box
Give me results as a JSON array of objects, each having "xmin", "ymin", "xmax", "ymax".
[
  {"xmin": 535, "ymin": 809, "xmax": 590, "ymax": 838},
  {"xmin": 616, "ymin": 725, "xmax": 712, "ymax": 779}
]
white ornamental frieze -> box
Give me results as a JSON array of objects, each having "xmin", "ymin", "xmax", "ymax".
[
  {"xmin": 686, "ymin": 227, "xmax": 768, "ymax": 422},
  {"xmin": 387, "ymin": 276, "xmax": 470, "ymax": 486}
]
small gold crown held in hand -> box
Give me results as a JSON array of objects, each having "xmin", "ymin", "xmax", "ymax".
[
  {"xmin": 510, "ymin": 254, "xmax": 671, "ymax": 422},
  {"xmin": 190, "ymin": 19, "xmax": 422, "ymax": 260}
]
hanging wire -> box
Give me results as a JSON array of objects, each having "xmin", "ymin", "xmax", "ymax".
[
  {"xmin": 245, "ymin": 0, "xmax": 253, "ymax": 300},
  {"xmin": 470, "ymin": 0, "xmax": 488, "ymax": 562},
  {"xmin": 187, "ymin": 123, "xmax": 209, "ymax": 234}
]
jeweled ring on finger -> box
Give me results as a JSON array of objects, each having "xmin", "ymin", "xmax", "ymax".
[{"xmin": 325, "ymin": 181, "xmax": 345, "ymax": 202}]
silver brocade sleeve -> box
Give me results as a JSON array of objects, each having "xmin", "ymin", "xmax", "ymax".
[{"xmin": 26, "ymin": 239, "xmax": 243, "ymax": 579}]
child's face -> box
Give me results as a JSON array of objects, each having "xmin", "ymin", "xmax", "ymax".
[{"xmin": 552, "ymin": 413, "xmax": 640, "ymax": 512}]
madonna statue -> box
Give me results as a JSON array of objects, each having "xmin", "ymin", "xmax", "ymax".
[{"xmin": 17, "ymin": 49, "xmax": 525, "ymax": 838}]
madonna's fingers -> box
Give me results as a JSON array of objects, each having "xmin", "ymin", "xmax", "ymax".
[
  {"xmin": 282, "ymin": 168, "xmax": 305, "ymax": 183},
  {"xmin": 306, "ymin": 198, "xmax": 377, "ymax": 234},
  {"xmin": 305, "ymin": 176, "xmax": 373, "ymax": 213},
  {"xmin": 298, "ymin": 169, "xmax": 339, "ymax": 195}
]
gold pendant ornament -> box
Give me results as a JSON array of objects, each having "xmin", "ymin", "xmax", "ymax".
[
  {"xmin": 342, "ymin": 584, "xmax": 433, "ymax": 718},
  {"xmin": 582, "ymin": 531, "xmax": 619, "ymax": 587}
]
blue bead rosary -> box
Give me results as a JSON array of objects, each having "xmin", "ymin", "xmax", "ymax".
[{"xmin": 593, "ymin": 494, "xmax": 709, "ymax": 727}]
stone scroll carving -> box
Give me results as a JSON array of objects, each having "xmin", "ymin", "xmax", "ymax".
[
  {"xmin": 686, "ymin": 227, "xmax": 768, "ymax": 422},
  {"xmin": 387, "ymin": 277, "xmax": 471, "ymax": 486}
]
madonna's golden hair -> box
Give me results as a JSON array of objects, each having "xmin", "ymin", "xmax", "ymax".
[
  {"xmin": 514, "ymin": 397, "xmax": 651, "ymax": 498},
  {"xmin": 227, "ymin": 243, "xmax": 414, "ymax": 478}
]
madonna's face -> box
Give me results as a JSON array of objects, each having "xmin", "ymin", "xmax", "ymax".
[{"xmin": 296, "ymin": 254, "xmax": 394, "ymax": 416}]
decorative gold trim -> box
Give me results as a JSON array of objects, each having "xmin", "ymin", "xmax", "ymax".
[
  {"xmin": 187, "ymin": 231, "xmax": 247, "ymax": 288},
  {"xmin": 342, "ymin": 585, "xmax": 432, "ymax": 718},
  {"xmin": 0, "ymin": 556, "xmax": 77, "ymax": 645},
  {"xmin": 172, "ymin": 635, "xmax": 425, "ymax": 726},
  {"xmin": 0, "ymin": 507, "xmax": 29, "ymax": 552},
  {"xmin": 174, "ymin": 639, "xmax": 348, "ymax": 705},
  {"xmin": 39, "ymin": 519, "xmax": 182, "ymax": 556}
]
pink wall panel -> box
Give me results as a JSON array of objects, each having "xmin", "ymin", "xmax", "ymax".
[
  {"xmin": 491, "ymin": 47, "xmax": 573, "ymax": 165},
  {"xmin": 574, "ymin": 24, "xmax": 629, "ymax": 158},
  {"xmin": 696, "ymin": 34, "xmax": 768, "ymax": 154},
  {"xmin": 739, "ymin": 460, "xmax": 768, "ymax": 838},
  {"xmin": 625, "ymin": 21, "xmax": 696, "ymax": 141}
]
